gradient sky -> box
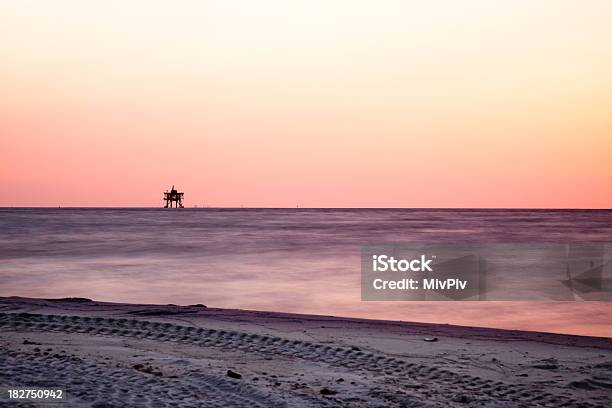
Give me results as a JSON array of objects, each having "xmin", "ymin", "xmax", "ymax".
[{"xmin": 1, "ymin": 0, "xmax": 611, "ymax": 208}]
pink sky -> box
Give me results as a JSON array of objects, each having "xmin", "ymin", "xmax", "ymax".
[{"xmin": 1, "ymin": 1, "xmax": 611, "ymax": 208}]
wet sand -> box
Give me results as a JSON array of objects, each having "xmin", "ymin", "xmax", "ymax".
[{"xmin": 1, "ymin": 296, "xmax": 611, "ymax": 407}]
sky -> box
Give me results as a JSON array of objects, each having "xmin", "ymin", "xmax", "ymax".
[{"xmin": 1, "ymin": 0, "xmax": 611, "ymax": 208}]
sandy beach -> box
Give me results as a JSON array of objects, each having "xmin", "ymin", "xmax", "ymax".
[{"xmin": 1, "ymin": 296, "xmax": 611, "ymax": 407}]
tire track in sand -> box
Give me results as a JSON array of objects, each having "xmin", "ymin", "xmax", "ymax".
[
  {"xmin": 0, "ymin": 349, "xmax": 286, "ymax": 408},
  {"xmin": 0, "ymin": 312, "xmax": 606, "ymax": 408}
]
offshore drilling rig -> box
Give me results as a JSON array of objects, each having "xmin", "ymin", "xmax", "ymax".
[{"xmin": 163, "ymin": 186, "xmax": 184, "ymax": 208}]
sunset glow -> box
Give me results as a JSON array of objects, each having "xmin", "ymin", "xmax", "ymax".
[{"xmin": 1, "ymin": 0, "xmax": 611, "ymax": 207}]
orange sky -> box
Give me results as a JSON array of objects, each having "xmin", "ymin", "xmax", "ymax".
[{"xmin": 1, "ymin": 0, "xmax": 611, "ymax": 208}]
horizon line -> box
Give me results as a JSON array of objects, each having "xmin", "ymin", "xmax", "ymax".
[{"xmin": 1, "ymin": 206, "xmax": 611, "ymax": 211}]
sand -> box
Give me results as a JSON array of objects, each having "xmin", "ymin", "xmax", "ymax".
[{"xmin": 0, "ymin": 296, "xmax": 611, "ymax": 407}]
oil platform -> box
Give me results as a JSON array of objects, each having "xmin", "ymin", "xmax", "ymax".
[{"xmin": 163, "ymin": 186, "xmax": 184, "ymax": 208}]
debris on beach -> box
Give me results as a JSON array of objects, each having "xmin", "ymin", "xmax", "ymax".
[
  {"xmin": 227, "ymin": 369, "xmax": 242, "ymax": 379},
  {"xmin": 187, "ymin": 303, "xmax": 207, "ymax": 308},
  {"xmin": 132, "ymin": 363, "xmax": 163, "ymax": 377},
  {"xmin": 452, "ymin": 393, "xmax": 471, "ymax": 403},
  {"xmin": 320, "ymin": 388, "xmax": 337, "ymax": 396},
  {"xmin": 531, "ymin": 358, "xmax": 559, "ymax": 370},
  {"xmin": 126, "ymin": 308, "xmax": 198, "ymax": 316},
  {"xmin": 46, "ymin": 297, "xmax": 93, "ymax": 303}
]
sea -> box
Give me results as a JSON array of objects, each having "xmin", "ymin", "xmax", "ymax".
[{"xmin": 1, "ymin": 208, "xmax": 611, "ymax": 337}]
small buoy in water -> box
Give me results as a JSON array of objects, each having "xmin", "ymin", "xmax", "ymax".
[{"xmin": 424, "ymin": 337, "xmax": 438, "ymax": 342}]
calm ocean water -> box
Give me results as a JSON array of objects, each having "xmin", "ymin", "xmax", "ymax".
[{"xmin": 1, "ymin": 208, "xmax": 611, "ymax": 336}]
